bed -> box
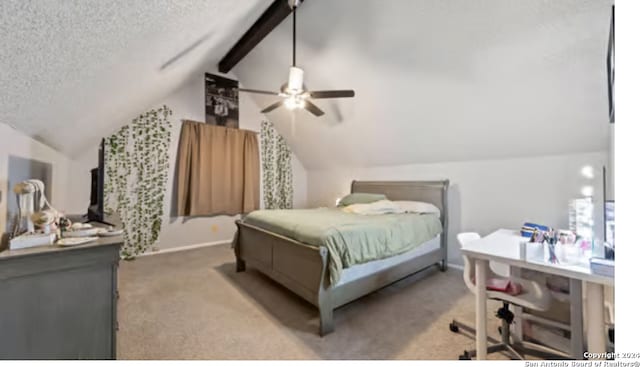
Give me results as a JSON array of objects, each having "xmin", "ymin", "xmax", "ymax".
[{"xmin": 233, "ymin": 180, "xmax": 449, "ymax": 335}]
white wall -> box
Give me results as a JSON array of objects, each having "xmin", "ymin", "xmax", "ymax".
[
  {"xmin": 306, "ymin": 151, "xmax": 608, "ymax": 266},
  {"xmin": 0, "ymin": 123, "xmax": 72, "ymax": 237},
  {"xmin": 235, "ymin": 0, "xmax": 612, "ymax": 170},
  {"xmin": 67, "ymin": 74, "xmax": 308, "ymax": 251}
]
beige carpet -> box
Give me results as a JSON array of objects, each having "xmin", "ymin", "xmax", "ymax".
[{"xmin": 117, "ymin": 244, "xmax": 509, "ymax": 360}]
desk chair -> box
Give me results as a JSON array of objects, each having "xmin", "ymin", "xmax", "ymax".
[{"xmin": 450, "ymin": 232, "xmax": 569, "ymax": 360}]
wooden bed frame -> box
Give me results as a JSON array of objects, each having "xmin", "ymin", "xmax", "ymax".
[{"xmin": 233, "ymin": 180, "xmax": 449, "ymax": 335}]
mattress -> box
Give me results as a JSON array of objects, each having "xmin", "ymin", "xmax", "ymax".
[
  {"xmin": 336, "ymin": 235, "xmax": 441, "ymax": 286},
  {"xmin": 242, "ymin": 208, "xmax": 443, "ymax": 285}
]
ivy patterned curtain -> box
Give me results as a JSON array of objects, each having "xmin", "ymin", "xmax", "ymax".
[
  {"xmin": 104, "ymin": 106, "xmax": 172, "ymax": 259},
  {"xmin": 260, "ymin": 120, "xmax": 293, "ymax": 209}
]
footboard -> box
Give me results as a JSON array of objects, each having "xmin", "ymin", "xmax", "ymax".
[
  {"xmin": 234, "ymin": 220, "xmax": 335, "ymax": 334},
  {"xmin": 234, "ymin": 221, "xmax": 330, "ymax": 305},
  {"xmin": 234, "ymin": 220, "xmax": 445, "ymax": 336}
]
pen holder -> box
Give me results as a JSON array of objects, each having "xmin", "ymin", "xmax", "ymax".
[
  {"xmin": 525, "ymin": 242, "xmax": 545, "ymax": 262},
  {"xmin": 545, "ymin": 242, "xmax": 563, "ymax": 264},
  {"xmin": 524, "ymin": 240, "xmax": 584, "ymax": 265},
  {"xmin": 555, "ymin": 244, "xmax": 582, "ymax": 264},
  {"xmin": 519, "ymin": 240, "xmax": 527, "ymax": 259}
]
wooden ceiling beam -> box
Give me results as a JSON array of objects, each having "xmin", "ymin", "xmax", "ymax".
[{"xmin": 218, "ymin": 0, "xmax": 303, "ymax": 73}]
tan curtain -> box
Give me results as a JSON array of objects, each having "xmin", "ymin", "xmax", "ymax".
[{"xmin": 176, "ymin": 120, "xmax": 260, "ymax": 216}]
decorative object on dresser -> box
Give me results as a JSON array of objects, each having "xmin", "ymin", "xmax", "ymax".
[
  {"xmin": 8, "ymin": 232, "xmax": 57, "ymax": 250},
  {"xmin": 11, "ymin": 179, "xmax": 58, "ymax": 236},
  {"xmin": 6, "ymin": 156, "xmax": 53, "ymax": 238},
  {"xmin": 9, "ymin": 179, "xmax": 61, "ymax": 250},
  {"xmin": 0, "ymin": 237, "xmax": 122, "ymax": 359}
]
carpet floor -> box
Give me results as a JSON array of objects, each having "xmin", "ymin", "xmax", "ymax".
[{"xmin": 117, "ymin": 244, "xmax": 510, "ymax": 360}]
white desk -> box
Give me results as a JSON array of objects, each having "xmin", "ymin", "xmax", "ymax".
[{"xmin": 461, "ymin": 229, "xmax": 614, "ymax": 360}]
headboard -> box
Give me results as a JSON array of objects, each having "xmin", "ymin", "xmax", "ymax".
[{"xmin": 350, "ymin": 180, "xmax": 450, "ymax": 227}]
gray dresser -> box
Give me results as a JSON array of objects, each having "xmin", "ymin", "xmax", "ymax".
[{"xmin": 0, "ymin": 237, "xmax": 121, "ymax": 359}]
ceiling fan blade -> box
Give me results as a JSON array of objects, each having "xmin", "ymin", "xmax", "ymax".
[
  {"xmin": 261, "ymin": 100, "xmax": 284, "ymax": 113},
  {"xmin": 309, "ymin": 90, "xmax": 355, "ymax": 99},
  {"xmin": 238, "ymin": 88, "xmax": 279, "ymax": 96},
  {"xmin": 303, "ymin": 100, "xmax": 325, "ymax": 116}
]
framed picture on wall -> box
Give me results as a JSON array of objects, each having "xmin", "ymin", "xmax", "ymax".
[{"xmin": 205, "ymin": 73, "xmax": 239, "ymax": 128}]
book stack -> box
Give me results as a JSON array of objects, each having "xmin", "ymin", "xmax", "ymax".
[{"xmin": 590, "ymin": 257, "xmax": 614, "ymax": 277}]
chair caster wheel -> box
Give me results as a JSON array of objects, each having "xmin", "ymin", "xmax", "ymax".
[
  {"xmin": 449, "ymin": 322, "xmax": 459, "ymax": 333},
  {"xmin": 459, "ymin": 351, "xmax": 472, "ymax": 360}
]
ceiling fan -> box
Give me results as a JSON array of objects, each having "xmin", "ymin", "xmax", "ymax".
[{"xmin": 238, "ymin": 0, "xmax": 355, "ymax": 116}]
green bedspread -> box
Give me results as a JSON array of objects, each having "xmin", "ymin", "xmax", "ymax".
[{"xmin": 242, "ymin": 208, "xmax": 442, "ymax": 285}]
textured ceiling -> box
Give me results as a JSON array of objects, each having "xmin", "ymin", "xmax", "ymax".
[
  {"xmin": 1, "ymin": 1, "xmax": 613, "ymax": 168},
  {"xmin": 0, "ymin": 0, "xmax": 269, "ymax": 155},
  {"xmin": 235, "ymin": 0, "xmax": 613, "ymax": 170}
]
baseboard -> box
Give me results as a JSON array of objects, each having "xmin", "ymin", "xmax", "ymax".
[
  {"xmin": 447, "ymin": 262, "xmax": 464, "ymax": 271},
  {"xmin": 139, "ymin": 239, "xmax": 232, "ymax": 257}
]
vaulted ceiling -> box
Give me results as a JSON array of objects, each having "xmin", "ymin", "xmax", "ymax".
[
  {"xmin": 234, "ymin": 0, "xmax": 613, "ymax": 170},
  {"xmin": 1, "ymin": 1, "xmax": 612, "ymax": 169},
  {"xmin": 0, "ymin": 0, "xmax": 270, "ymax": 155}
]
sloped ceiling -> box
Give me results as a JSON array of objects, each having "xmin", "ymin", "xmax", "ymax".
[
  {"xmin": 234, "ymin": 0, "xmax": 613, "ymax": 170},
  {"xmin": 0, "ymin": 0, "xmax": 270, "ymax": 155}
]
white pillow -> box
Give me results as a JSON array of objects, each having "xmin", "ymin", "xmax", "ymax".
[
  {"xmin": 392, "ymin": 200, "xmax": 441, "ymax": 217},
  {"xmin": 342, "ymin": 200, "xmax": 400, "ymax": 215}
]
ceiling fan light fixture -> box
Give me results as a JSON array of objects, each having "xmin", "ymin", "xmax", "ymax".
[
  {"xmin": 237, "ymin": 0, "xmax": 354, "ymax": 117},
  {"xmin": 287, "ymin": 66, "xmax": 304, "ymax": 93},
  {"xmin": 284, "ymin": 96, "xmax": 305, "ymax": 110}
]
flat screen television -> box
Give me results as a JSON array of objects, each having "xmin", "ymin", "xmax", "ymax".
[{"xmin": 87, "ymin": 138, "xmax": 112, "ymax": 226}]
